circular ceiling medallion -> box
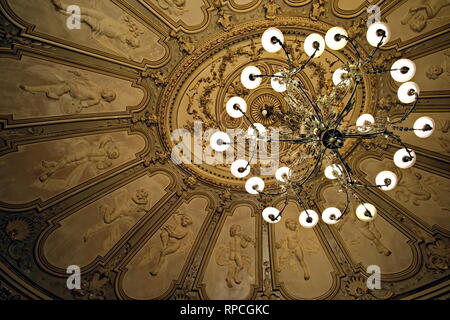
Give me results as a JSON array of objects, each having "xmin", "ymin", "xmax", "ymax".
[{"xmin": 158, "ymin": 17, "xmax": 374, "ymax": 189}]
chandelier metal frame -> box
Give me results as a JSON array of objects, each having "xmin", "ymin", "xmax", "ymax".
[{"xmin": 211, "ymin": 22, "xmax": 436, "ymax": 228}]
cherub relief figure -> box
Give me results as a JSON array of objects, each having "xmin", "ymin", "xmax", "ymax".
[
  {"xmin": 310, "ymin": 0, "xmax": 326, "ymax": 21},
  {"xmin": 215, "ymin": 224, "xmax": 255, "ymax": 288},
  {"xmin": 50, "ymin": 0, "xmax": 144, "ymax": 60},
  {"xmin": 83, "ymin": 189, "xmax": 151, "ymax": 246},
  {"xmin": 169, "ymin": 31, "xmax": 195, "ymax": 55},
  {"xmin": 217, "ymin": 9, "xmax": 232, "ymax": 32},
  {"xmin": 275, "ymin": 218, "xmax": 312, "ymax": 280},
  {"xmin": 264, "ymin": 0, "xmax": 281, "ymax": 20},
  {"xmin": 426, "ymin": 49, "xmax": 450, "ymax": 80},
  {"xmin": 147, "ymin": 212, "xmax": 194, "ymax": 276},
  {"xmin": 37, "ymin": 135, "xmax": 119, "ymax": 186},
  {"xmin": 401, "ymin": 0, "xmax": 450, "ymax": 32},
  {"xmin": 395, "ymin": 168, "xmax": 450, "ymax": 212},
  {"xmin": 19, "ymin": 70, "xmax": 116, "ymax": 114},
  {"xmin": 336, "ymin": 209, "xmax": 391, "ymax": 256}
]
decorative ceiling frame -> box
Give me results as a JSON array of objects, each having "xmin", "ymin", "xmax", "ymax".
[
  {"xmin": 34, "ymin": 168, "xmax": 177, "ymax": 277},
  {"xmin": 0, "ymin": 0, "xmax": 171, "ymax": 70},
  {"xmin": 0, "ymin": 127, "xmax": 149, "ymax": 212},
  {"xmin": 0, "ymin": 51, "xmax": 148, "ymax": 127},
  {"xmin": 115, "ymin": 191, "xmax": 217, "ymax": 300},
  {"xmin": 137, "ymin": 0, "xmax": 214, "ymax": 34}
]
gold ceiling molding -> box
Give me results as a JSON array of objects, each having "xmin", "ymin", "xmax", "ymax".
[
  {"xmin": 137, "ymin": 0, "xmax": 213, "ymax": 34},
  {"xmin": 283, "ymin": 0, "xmax": 312, "ymax": 7},
  {"xmin": 330, "ymin": 0, "xmax": 382, "ymax": 19}
]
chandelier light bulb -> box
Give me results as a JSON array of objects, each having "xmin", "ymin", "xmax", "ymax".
[
  {"xmin": 356, "ymin": 114, "xmax": 375, "ymax": 132},
  {"xmin": 299, "ymin": 209, "xmax": 319, "ymax": 228},
  {"xmin": 366, "ymin": 22, "xmax": 390, "ymax": 47},
  {"xmin": 391, "ymin": 59, "xmax": 416, "ymax": 83},
  {"xmin": 397, "ymin": 82, "xmax": 420, "ymax": 104},
  {"xmin": 262, "ymin": 207, "xmax": 282, "ymax": 223},
  {"xmin": 356, "ymin": 203, "xmax": 377, "ymax": 222},
  {"xmin": 275, "ymin": 167, "xmax": 291, "ymax": 182},
  {"xmin": 210, "ymin": 131, "xmax": 231, "ymax": 152},
  {"xmin": 332, "ymin": 68, "xmax": 350, "ymax": 86},
  {"xmin": 304, "ymin": 33, "xmax": 326, "ymax": 57},
  {"xmin": 271, "ymin": 73, "xmax": 287, "ymax": 92},
  {"xmin": 231, "ymin": 159, "xmax": 250, "ymax": 178},
  {"xmin": 325, "ymin": 27, "xmax": 348, "ymax": 50},
  {"xmin": 324, "ymin": 164, "xmax": 343, "ymax": 180},
  {"xmin": 248, "ymin": 123, "xmax": 266, "ymax": 139},
  {"xmin": 413, "ymin": 116, "xmax": 435, "ymax": 138},
  {"xmin": 261, "ymin": 27, "xmax": 284, "ymax": 53},
  {"xmin": 321, "ymin": 207, "xmax": 342, "ymax": 224},
  {"xmin": 375, "ymin": 170, "xmax": 398, "ymax": 191},
  {"xmin": 245, "ymin": 177, "xmax": 265, "ymax": 194},
  {"xmin": 226, "ymin": 96, "xmax": 247, "ymax": 118},
  {"xmin": 241, "ymin": 65, "xmax": 262, "ymax": 89},
  {"xmin": 394, "ymin": 148, "xmax": 416, "ymax": 169}
]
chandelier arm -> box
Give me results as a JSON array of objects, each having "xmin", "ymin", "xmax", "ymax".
[
  {"xmin": 274, "ymin": 37, "xmax": 294, "ymax": 69},
  {"xmin": 332, "ymin": 80, "xmax": 360, "ymax": 129},
  {"xmin": 294, "ymin": 81, "xmax": 324, "ymax": 123},
  {"xmin": 386, "ymin": 131, "xmax": 415, "ymax": 159},
  {"xmin": 334, "ymin": 187, "xmax": 351, "ymax": 221},
  {"xmin": 331, "ymin": 149, "xmax": 354, "ymax": 183},
  {"xmin": 364, "ymin": 35, "xmax": 386, "ymax": 66},
  {"xmin": 253, "ymin": 74, "xmax": 284, "ymax": 78},
  {"xmin": 387, "ymin": 94, "xmax": 419, "ymax": 125},
  {"xmin": 292, "ymin": 48, "xmax": 318, "ymax": 75},
  {"xmin": 296, "ymin": 147, "xmax": 325, "ymax": 187},
  {"xmin": 343, "ymin": 129, "xmax": 387, "ymax": 139},
  {"xmin": 341, "ymin": 35, "xmax": 362, "ymax": 62}
]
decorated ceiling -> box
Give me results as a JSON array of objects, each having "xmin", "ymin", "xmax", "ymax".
[{"xmin": 0, "ymin": 0, "xmax": 449, "ymax": 300}]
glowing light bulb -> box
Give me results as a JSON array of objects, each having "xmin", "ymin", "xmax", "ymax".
[
  {"xmin": 262, "ymin": 207, "xmax": 281, "ymax": 223},
  {"xmin": 356, "ymin": 203, "xmax": 377, "ymax": 222},
  {"xmin": 210, "ymin": 131, "xmax": 230, "ymax": 152},
  {"xmin": 366, "ymin": 22, "xmax": 390, "ymax": 47},
  {"xmin": 299, "ymin": 209, "xmax": 319, "ymax": 228},
  {"xmin": 245, "ymin": 177, "xmax": 265, "ymax": 194},
  {"xmin": 391, "ymin": 59, "xmax": 416, "ymax": 83},
  {"xmin": 226, "ymin": 96, "xmax": 247, "ymax": 118},
  {"xmin": 241, "ymin": 66, "xmax": 262, "ymax": 89},
  {"xmin": 375, "ymin": 170, "xmax": 398, "ymax": 191},
  {"xmin": 322, "ymin": 207, "xmax": 342, "ymax": 224},
  {"xmin": 261, "ymin": 28, "xmax": 284, "ymax": 53},
  {"xmin": 413, "ymin": 116, "xmax": 435, "ymax": 138},
  {"xmin": 231, "ymin": 159, "xmax": 250, "ymax": 178},
  {"xmin": 325, "ymin": 27, "xmax": 348, "ymax": 50},
  {"xmin": 393, "ymin": 148, "xmax": 416, "ymax": 169},
  {"xmin": 304, "ymin": 33, "xmax": 325, "ymax": 57},
  {"xmin": 324, "ymin": 164, "xmax": 343, "ymax": 180},
  {"xmin": 397, "ymin": 82, "xmax": 420, "ymax": 104}
]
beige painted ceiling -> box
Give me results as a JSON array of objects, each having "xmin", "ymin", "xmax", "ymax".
[{"xmin": 0, "ymin": 0, "xmax": 449, "ymax": 300}]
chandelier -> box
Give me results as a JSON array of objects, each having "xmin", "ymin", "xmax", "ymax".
[{"xmin": 209, "ymin": 22, "xmax": 435, "ymax": 228}]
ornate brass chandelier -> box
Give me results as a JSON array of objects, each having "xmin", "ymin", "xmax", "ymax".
[{"xmin": 210, "ymin": 22, "xmax": 435, "ymax": 228}]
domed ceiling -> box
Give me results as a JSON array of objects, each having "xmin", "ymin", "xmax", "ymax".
[{"xmin": 0, "ymin": 0, "xmax": 449, "ymax": 300}]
